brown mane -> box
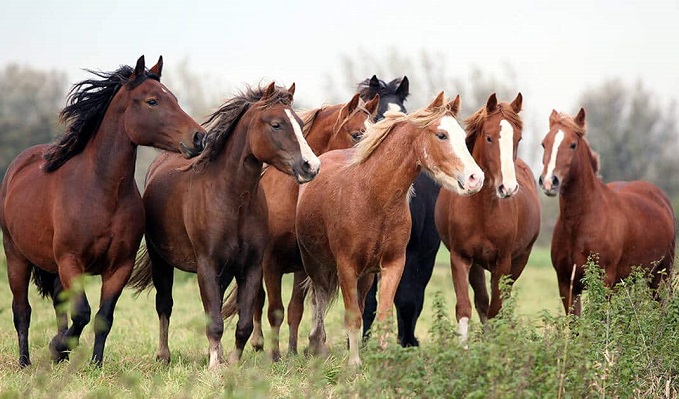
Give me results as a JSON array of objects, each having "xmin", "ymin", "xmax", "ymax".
[
  {"xmin": 192, "ymin": 84, "xmax": 292, "ymax": 170},
  {"xmin": 464, "ymin": 102, "xmax": 523, "ymax": 152}
]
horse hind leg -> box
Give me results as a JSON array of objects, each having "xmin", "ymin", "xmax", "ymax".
[
  {"xmin": 5, "ymin": 239, "xmax": 33, "ymax": 368},
  {"xmin": 262, "ymin": 255, "xmax": 285, "ymax": 361},
  {"xmin": 150, "ymin": 247, "xmax": 175, "ymax": 365},
  {"xmin": 287, "ymin": 270, "xmax": 308, "ymax": 357}
]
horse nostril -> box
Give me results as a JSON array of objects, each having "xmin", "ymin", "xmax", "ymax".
[
  {"xmin": 538, "ymin": 175, "xmax": 544, "ymax": 187},
  {"xmin": 498, "ymin": 184, "xmax": 506, "ymax": 196},
  {"xmin": 551, "ymin": 175, "xmax": 560, "ymax": 187},
  {"xmin": 193, "ymin": 132, "xmax": 206, "ymax": 150}
]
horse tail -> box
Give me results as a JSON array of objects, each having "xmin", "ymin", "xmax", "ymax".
[
  {"xmin": 221, "ymin": 284, "xmax": 238, "ymax": 320},
  {"xmin": 302, "ymin": 272, "xmax": 339, "ymax": 316},
  {"xmin": 127, "ymin": 245, "xmax": 154, "ymax": 294},
  {"xmin": 30, "ymin": 266, "xmax": 58, "ymax": 299}
]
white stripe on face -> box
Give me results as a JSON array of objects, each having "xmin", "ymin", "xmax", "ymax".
[
  {"xmin": 387, "ymin": 103, "xmax": 402, "ymax": 113},
  {"xmin": 545, "ymin": 130, "xmax": 564, "ymax": 180},
  {"xmin": 498, "ymin": 120, "xmax": 518, "ymax": 189},
  {"xmin": 285, "ymin": 109, "xmax": 320, "ymax": 171},
  {"xmin": 438, "ymin": 116, "xmax": 478, "ymax": 175}
]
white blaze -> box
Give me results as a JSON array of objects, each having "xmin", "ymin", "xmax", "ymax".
[
  {"xmin": 387, "ymin": 103, "xmax": 402, "ymax": 113},
  {"xmin": 436, "ymin": 116, "xmax": 483, "ymax": 193},
  {"xmin": 545, "ymin": 130, "xmax": 564, "ymax": 180},
  {"xmin": 285, "ymin": 109, "xmax": 320, "ymax": 171},
  {"xmin": 498, "ymin": 120, "xmax": 518, "ymax": 190}
]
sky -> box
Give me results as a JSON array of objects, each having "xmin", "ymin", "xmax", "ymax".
[{"xmin": 2, "ymin": 0, "xmax": 678, "ymax": 144}]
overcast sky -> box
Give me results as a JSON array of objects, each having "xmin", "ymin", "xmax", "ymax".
[{"xmin": 2, "ymin": 0, "xmax": 678, "ymax": 139}]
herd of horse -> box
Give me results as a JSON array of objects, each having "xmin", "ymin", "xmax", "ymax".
[{"xmin": 0, "ymin": 56, "xmax": 675, "ymax": 369}]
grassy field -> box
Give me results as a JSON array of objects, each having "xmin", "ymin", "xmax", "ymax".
[{"xmin": 0, "ymin": 246, "xmax": 566, "ymax": 397}]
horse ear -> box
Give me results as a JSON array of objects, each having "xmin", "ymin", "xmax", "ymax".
[
  {"xmin": 549, "ymin": 109, "xmax": 559, "ymax": 126},
  {"xmin": 575, "ymin": 107, "xmax": 586, "ymax": 128},
  {"xmin": 365, "ymin": 94, "xmax": 380, "ymax": 116},
  {"xmin": 428, "ymin": 91, "xmax": 445, "ymax": 110},
  {"xmin": 347, "ymin": 93, "xmax": 360, "ymax": 114},
  {"xmin": 511, "ymin": 92, "xmax": 523, "ymax": 113},
  {"xmin": 447, "ymin": 95, "xmax": 461, "ymax": 116},
  {"xmin": 263, "ymin": 82, "xmax": 276, "ymax": 99},
  {"xmin": 130, "ymin": 55, "xmax": 146, "ymax": 81},
  {"xmin": 287, "ymin": 82, "xmax": 296, "ymax": 98},
  {"xmin": 396, "ymin": 76, "xmax": 409, "ymax": 100},
  {"xmin": 486, "ymin": 93, "xmax": 498, "ymax": 112},
  {"xmin": 149, "ymin": 56, "xmax": 163, "ymax": 79},
  {"xmin": 369, "ymin": 75, "xmax": 380, "ymax": 88}
]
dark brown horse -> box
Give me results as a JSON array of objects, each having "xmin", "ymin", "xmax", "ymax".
[
  {"xmin": 538, "ymin": 108, "xmax": 675, "ymax": 315},
  {"xmin": 435, "ymin": 93, "xmax": 540, "ymax": 345},
  {"xmin": 296, "ymin": 93, "xmax": 484, "ymax": 366},
  {"xmin": 128, "ymin": 82, "xmax": 320, "ymax": 369},
  {"xmin": 250, "ymin": 93, "xmax": 380, "ymax": 361},
  {"xmin": 0, "ymin": 56, "xmax": 206, "ymax": 367}
]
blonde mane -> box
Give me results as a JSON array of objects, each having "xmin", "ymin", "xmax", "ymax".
[{"xmin": 350, "ymin": 101, "xmax": 452, "ymax": 165}]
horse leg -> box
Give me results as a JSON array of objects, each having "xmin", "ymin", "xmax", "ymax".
[
  {"xmin": 91, "ymin": 261, "xmax": 133, "ymax": 366},
  {"xmin": 52, "ymin": 278, "xmax": 68, "ymax": 337},
  {"xmin": 361, "ymin": 276, "xmax": 378, "ymax": 341},
  {"xmin": 375, "ymin": 254, "xmax": 406, "ymax": 353},
  {"xmin": 227, "ymin": 260, "xmax": 262, "ymax": 365},
  {"xmin": 196, "ymin": 261, "xmax": 226, "ymax": 369},
  {"xmin": 263, "ymin": 256, "xmax": 284, "ymax": 361},
  {"xmin": 488, "ymin": 255, "xmax": 513, "ymax": 319},
  {"xmin": 558, "ymin": 277, "xmax": 582, "ymax": 316},
  {"xmin": 448, "ymin": 250, "xmax": 473, "ymax": 346},
  {"xmin": 287, "ymin": 270, "xmax": 307, "ymax": 357},
  {"xmin": 5, "ymin": 239, "xmax": 33, "ymax": 368},
  {"xmin": 337, "ymin": 260, "xmax": 363, "ymax": 367},
  {"xmin": 150, "ymin": 247, "xmax": 174, "ymax": 365},
  {"xmin": 251, "ymin": 276, "xmax": 265, "ymax": 353},
  {"xmin": 469, "ymin": 264, "xmax": 489, "ymax": 324}
]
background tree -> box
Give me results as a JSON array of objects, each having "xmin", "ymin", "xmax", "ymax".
[
  {"xmin": 0, "ymin": 64, "xmax": 66, "ymax": 177},
  {"xmin": 579, "ymin": 80, "xmax": 679, "ymax": 200}
]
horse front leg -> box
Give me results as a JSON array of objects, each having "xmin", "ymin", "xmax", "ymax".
[
  {"xmin": 262, "ymin": 253, "xmax": 284, "ymax": 361},
  {"xmin": 449, "ymin": 251, "xmax": 473, "ymax": 347},
  {"xmin": 5, "ymin": 240, "xmax": 33, "ymax": 368},
  {"xmin": 53, "ymin": 257, "xmax": 92, "ymax": 363},
  {"xmin": 469, "ymin": 264, "xmax": 489, "ymax": 324},
  {"xmin": 488, "ymin": 255, "xmax": 513, "ymax": 319},
  {"xmin": 91, "ymin": 261, "xmax": 133, "ymax": 366},
  {"xmin": 196, "ymin": 260, "xmax": 226, "ymax": 370},
  {"xmin": 228, "ymin": 259, "xmax": 263, "ymax": 365}
]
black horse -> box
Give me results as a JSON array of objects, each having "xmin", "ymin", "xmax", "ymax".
[{"xmin": 358, "ymin": 76, "xmax": 442, "ymax": 347}]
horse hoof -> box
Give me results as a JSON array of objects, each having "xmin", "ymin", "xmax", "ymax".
[
  {"xmin": 252, "ymin": 343, "xmax": 264, "ymax": 352},
  {"xmin": 271, "ymin": 351, "xmax": 281, "ymax": 362},
  {"xmin": 155, "ymin": 354, "xmax": 171, "ymax": 365},
  {"xmin": 18, "ymin": 356, "xmax": 31, "ymax": 368},
  {"xmin": 49, "ymin": 338, "xmax": 69, "ymax": 363}
]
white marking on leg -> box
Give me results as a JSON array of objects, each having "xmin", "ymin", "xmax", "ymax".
[
  {"xmin": 498, "ymin": 120, "xmax": 518, "ymax": 193},
  {"xmin": 544, "ymin": 130, "xmax": 564, "ymax": 189},
  {"xmin": 458, "ymin": 316, "xmax": 469, "ymax": 349},
  {"xmin": 285, "ymin": 109, "xmax": 320, "ymax": 172},
  {"xmin": 347, "ymin": 328, "xmax": 362, "ymax": 367}
]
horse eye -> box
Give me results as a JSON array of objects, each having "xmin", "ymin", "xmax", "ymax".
[
  {"xmin": 146, "ymin": 98, "xmax": 158, "ymax": 106},
  {"xmin": 350, "ymin": 132, "xmax": 362, "ymax": 142},
  {"xmin": 486, "ymin": 135, "xmax": 493, "ymax": 143},
  {"xmin": 271, "ymin": 122, "xmax": 281, "ymax": 130},
  {"xmin": 435, "ymin": 132, "xmax": 448, "ymax": 140},
  {"xmin": 569, "ymin": 142, "xmax": 577, "ymax": 150}
]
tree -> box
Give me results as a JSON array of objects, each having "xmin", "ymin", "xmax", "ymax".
[
  {"xmin": 579, "ymin": 80, "xmax": 679, "ymax": 198},
  {"xmin": 0, "ymin": 64, "xmax": 67, "ymax": 177}
]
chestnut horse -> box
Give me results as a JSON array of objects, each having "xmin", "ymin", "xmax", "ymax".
[
  {"xmin": 435, "ymin": 93, "xmax": 540, "ymax": 345},
  {"xmin": 296, "ymin": 93, "xmax": 484, "ymax": 366},
  {"xmin": 248, "ymin": 93, "xmax": 380, "ymax": 361},
  {"xmin": 128, "ymin": 83, "xmax": 320, "ymax": 369},
  {"xmin": 0, "ymin": 56, "xmax": 206, "ymax": 367},
  {"xmin": 538, "ymin": 108, "xmax": 675, "ymax": 315}
]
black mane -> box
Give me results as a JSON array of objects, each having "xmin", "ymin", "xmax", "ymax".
[{"xmin": 42, "ymin": 65, "xmax": 158, "ymax": 172}]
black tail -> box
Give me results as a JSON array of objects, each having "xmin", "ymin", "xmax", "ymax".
[
  {"xmin": 31, "ymin": 266, "xmax": 58, "ymax": 299},
  {"xmin": 127, "ymin": 245, "xmax": 154, "ymax": 294}
]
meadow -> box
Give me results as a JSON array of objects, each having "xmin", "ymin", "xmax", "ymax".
[{"xmin": 0, "ymin": 246, "xmax": 677, "ymax": 398}]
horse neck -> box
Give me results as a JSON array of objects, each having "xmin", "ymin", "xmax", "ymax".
[
  {"xmin": 558, "ymin": 146, "xmax": 603, "ymax": 222},
  {"xmin": 357, "ymin": 127, "xmax": 420, "ymax": 207},
  {"xmin": 81, "ymin": 106, "xmax": 138, "ymax": 193},
  {"xmin": 209, "ymin": 112, "xmax": 262, "ymax": 194},
  {"xmin": 304, "ymin": 105, "xmax": 341, "ymax": 154}
]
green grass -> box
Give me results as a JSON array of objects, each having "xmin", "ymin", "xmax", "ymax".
[{"xmin": 2, "ymin": 246, "xmax": 672, "ymax": 398}]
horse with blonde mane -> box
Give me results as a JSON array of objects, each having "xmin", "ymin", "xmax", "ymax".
[{"xmin": 296, "ymin": 92, "xmax": 484, "ymax": 366}]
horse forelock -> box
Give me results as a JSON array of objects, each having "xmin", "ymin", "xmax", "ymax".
[
  {"xmin": 464, "ymin": 102, "xmax": 523, "ymax": 153},
  {"xmin": 191, "ymin": 84, "xmax": 293, "ymax": 170},
  {"xmin": 349, "ymin": 102, "xmax": 449, "ymax": 165}
]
